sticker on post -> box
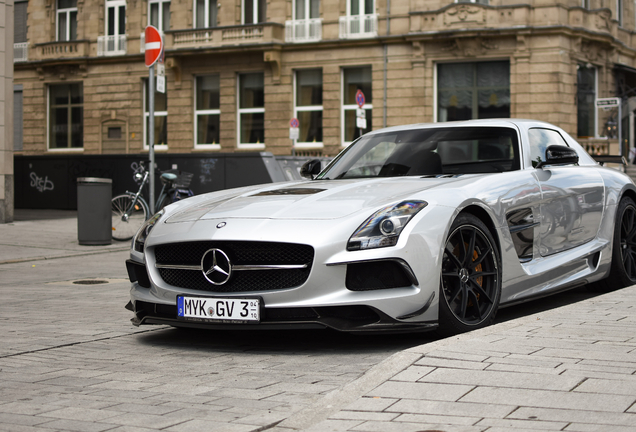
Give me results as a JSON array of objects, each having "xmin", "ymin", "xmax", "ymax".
[{"xmin": 177, "ymin": 296, "xmax": 260, "ymax": 323}]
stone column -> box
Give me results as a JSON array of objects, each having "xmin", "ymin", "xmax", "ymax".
[{"xmin": 1, "ymin": 0, "xmax": 15, "ymax": 223}]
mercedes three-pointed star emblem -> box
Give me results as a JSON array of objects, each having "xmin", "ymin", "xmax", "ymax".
[{"xmin": 201, "ymin": 248, "xmax": 232, "ymax": 285}]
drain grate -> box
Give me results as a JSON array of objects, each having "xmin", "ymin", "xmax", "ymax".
[{"xmin": 73, "ymin": 280, "xmax": 109, "ymax": 285}]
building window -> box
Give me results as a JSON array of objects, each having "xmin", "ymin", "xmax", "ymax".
[
  {"xmin": 14, "ymin": 0, "xmax": 28, "ymax": 62},
  {"xmin": 437, "ymin": 61, "xmax": 510, "ymax": 122},
  {"xmin": 342, "ymin": 67, "xmax": 372, "ymax": 145},
  {"xmin": 99, "ymin": 0, "xmax": 126, "ymax": 55},
  {"xmin": 195, "ymin": 75, "xmax": 220, "ymax": 148},
  {"xmin": 340, "ymin": 0, "xmax": 377, "ymax": 38},
  {"xmin": 577, "ymin": 65, "xmax": 597, "ymax": 138},
  {"xmin": 144, "ymin": 79, "xmax": 168, "ymax": 148},
  {"xmin": 195, "ymin": 0, "xmax": 217, "ymax": 28},
  {"xmin": 14, "ymin": 85, "xmax": 24, "ymax": 151},
  {"xmin": 57, "ymin": 0, "xmax": 77, "ymax": 41},
  {"xmin": 238, "ymin": 73, "xmax": 265, "ymax": 148},
  {"xmin": 286, "ymin": 0, "xmax": 322, "ymax": 42},
  {"xmin": 243, "ymin": 0, "xmax": 266, "ymax": 24},
  {"xmin": 49, "ymin": 83, "xmax": 83, "ymax": 149},
  {"xmin": 617, "ymin": 0, "xmax": 623, "ymax": 26},
  {"xmin": 149, "ymin": 0, "xmax": 170, "ymax": 31},
  {"xmin": 294, "ymin": 69, "xmax": 323, "ymax": 147},
  {"xmin": 15, "ymin": 0, "xmax": 28, "ymax": 43}
]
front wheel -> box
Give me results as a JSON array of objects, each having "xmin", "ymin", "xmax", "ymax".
[
  {"xmin": 111, "ymin": 194, "xmax": 148, "ymax": 241},
  {"xmin": 438, "ymin": 213, "xmax": 501, "ymax": 336}
]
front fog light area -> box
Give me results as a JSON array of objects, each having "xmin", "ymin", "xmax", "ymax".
[
  {"xmin": 348, "ymin": 201, "xmax": 428, "ymax": 251},
  {"xmin": 133, "ymin": 209, "xmax": 165, "ymax": 252}
]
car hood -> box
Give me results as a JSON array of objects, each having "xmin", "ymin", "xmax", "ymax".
[{"xmin": 166, "ymin": 177, "xmax": 466, "ymax": 223}]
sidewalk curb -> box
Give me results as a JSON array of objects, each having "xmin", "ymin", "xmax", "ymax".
[{"xmin": 0, "ymin": 246, "xmax": 130, "ymax": 265}]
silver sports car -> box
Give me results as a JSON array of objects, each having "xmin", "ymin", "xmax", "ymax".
[{"xmin": 126, "ymin": 119, "xmax": 636, "ymax": 335}]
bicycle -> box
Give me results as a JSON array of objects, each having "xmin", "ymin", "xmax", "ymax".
[{"xmin": 111, "ymin": 162, "xmax": 194, "ymax": 241}]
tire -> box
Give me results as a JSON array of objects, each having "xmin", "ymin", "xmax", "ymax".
[
  {"xmin": 590, "ymin": 196, "xmax": 636, "ymax": 292},
  {"xmin": 438, "ymin": 213, "xmax": 501, "ymax": 336},
  {"xmin": 111, "ymin": 194, "xmax": 148, "ymax": 241}
]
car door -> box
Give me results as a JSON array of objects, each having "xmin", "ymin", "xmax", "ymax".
[{"xmin": 529, "ymin": 128, "xmax": 604, "ymax": 257}]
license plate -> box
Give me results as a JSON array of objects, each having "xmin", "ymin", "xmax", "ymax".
[{"xmin": 177, "ymin": 296, "xmax": 260, "ymax": 323}]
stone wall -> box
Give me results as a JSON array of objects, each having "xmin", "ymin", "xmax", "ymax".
[{"xmin": 1, "ymin": 0, "xmax": 15, "ymax": 223}]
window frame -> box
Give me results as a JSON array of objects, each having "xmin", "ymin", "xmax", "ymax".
[
  {"xmin": 194, "ymin": 74, "xmax": 221, "ymax": 150},
  {"xmin": 148, "ymin": 0, "xmax": 170, "ymax": 32},
  {"xmin": 194, "ymin": 0, "xmax": 218, "ymax": 28},
  {"xmin": 47, "ymin": 83, "xmax": 84, "ymax": 151},
  {"xmin": 341, "ymin": 66, "xmax": 373, "ymax": 147},
  {"xmin": 242, "ymin": 0, "xmax": 266, "ymax": 24},
  {"xmin": 237, "ymin": 72, "xmax": 265, "ymax": 150},
  {"xmin": 435, "ymin": 60, "xmax": 510, "ymax": 123},
  {"xmin": 106, "ymin": 0, "xmax": 126, "ymax": 37},
  {"xmin": 143, "ymin": 79, "xmax": 168, "ymax": 150},
  {"xmin": 56, "ymin": 0, "xmax": 78, "ymax": 41},
  {"xmin": 576, "ymin": 64, "xmax": 598, "ymax": 139},
  {"xmin": 294, "ymin": 69, "xmax": 324, "ymax": 149}
]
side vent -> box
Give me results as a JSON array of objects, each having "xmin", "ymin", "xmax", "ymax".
[{"xmin": 506, "ymin": 208, "xmax": 539, "ymax": 262}]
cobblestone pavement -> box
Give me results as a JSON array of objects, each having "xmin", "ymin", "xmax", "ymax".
[
  {"xmin": 2, "ymin": 212, "xmax": 636, "ymax": 432},
  {"xmin": 0, "ymin": 250, "xmax": 427, "ymax": 432}
]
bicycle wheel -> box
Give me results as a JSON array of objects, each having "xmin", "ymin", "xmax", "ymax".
[{"xmin": 111, "ymin": 194, "xmax": 148, "ymax": 241}]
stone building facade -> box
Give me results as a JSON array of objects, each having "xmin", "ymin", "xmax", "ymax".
[
  {"xmin": 12, "ymin": 0, "xmax": 636, "ymax": 159},
  {"xmin": 2, "ymin": 0, "xmax": 15, "ymax": 222}
]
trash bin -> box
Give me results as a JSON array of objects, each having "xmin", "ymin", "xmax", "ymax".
[{"xmin": 77, "ymin": 177, "xmax": 112, "ymax": 245}]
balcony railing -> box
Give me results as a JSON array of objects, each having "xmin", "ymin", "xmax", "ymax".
[
  {"xmin": 14, "ymin": 42, "xmax": 28, "ymax": 62},
  {"xmin": 339, "ymin": 14, "xmax": 378, "ymax": 39},
  {"xmin": 170, "ymin": 23, "xmax": 285, "ymax": 49},
  {"xmin": 97, "ymin": 35, "xmax": 127, "ymax": 56},
  {"xmin": 285, "ymin": 19, "xmax": 322, "ymax": 43}
]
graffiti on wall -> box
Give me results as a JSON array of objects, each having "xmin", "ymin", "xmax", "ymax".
[
  {"xmin": 29, "ymin": 172, "xmax": 55, "ymax": 193},
  {"xmin": 199, "ymin": 158, "xmax": 218, "ymax": 185}
]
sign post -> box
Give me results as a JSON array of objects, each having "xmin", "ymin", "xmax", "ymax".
[
  {"xmin": 596, "ymin": 97, "xmax": 622, "ymax": 157},
  {"xmin": 289, "ymin": 118, "xmax": 299, "ymax": 156},
  {"xmin": 355, "ymin": 89, "xmax": 366, "ymax": 138},
  {"xmin": 144, "ymin": 25, "xmax": 163, "ymax": 214}
]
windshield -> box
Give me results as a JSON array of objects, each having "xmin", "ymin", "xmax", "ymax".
[{"xmin": 318, "ymin": 126, "xmax": 520, "ymax": 179}]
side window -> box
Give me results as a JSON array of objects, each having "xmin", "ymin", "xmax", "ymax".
[{"xmin": 528, "ymin": 128, "xmax": 568, "ymax": 167}]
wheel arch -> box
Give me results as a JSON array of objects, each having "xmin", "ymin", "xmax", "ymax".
[{"xmin": 457, "ymin": 204, "xmax": 502, "ymax": 258}]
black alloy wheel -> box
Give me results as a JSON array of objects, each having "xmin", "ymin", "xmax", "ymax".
[
  {"xmin": 618, "ymin": 200, "xmax": 636, "ymax": 282},
  {"xmin": 593, "ymin": 196, "xmax": 636, "ymax": 292},
  {"xmin": 439, "ymin": 213, "xmax": 501, "ymax": 335}
]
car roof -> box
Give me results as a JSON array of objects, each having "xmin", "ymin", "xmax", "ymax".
[{"xmin": 364, "ymin": 118, "xmax": 558, "ymax": 136}]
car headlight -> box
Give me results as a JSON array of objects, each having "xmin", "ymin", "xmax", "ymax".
[
  {"xmin": 133, "ymin": 209, "xmax": 165, "ymax": 252},
  {"xmin": 347, "ymin": 201, "xmax": 428, "ymax": 251}
]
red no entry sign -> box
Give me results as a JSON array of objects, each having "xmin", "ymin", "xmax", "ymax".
[
  {"xmin": 145, "ymin": 26, "xmax": 163, "ymax": 67},
  {"xmin": 355, "ymin": 89, "xmax": 365, "ymax": 108}
]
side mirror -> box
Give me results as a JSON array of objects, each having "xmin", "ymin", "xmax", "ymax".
[
  {"xmin": 536, "ymin": 145, "xmax": 579, "ymax": 169},
  {"xmin": 300, "ymin": 159, "xmax": 322, "ymax": 179}
]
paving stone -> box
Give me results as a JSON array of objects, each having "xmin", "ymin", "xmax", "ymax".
[
  {"xmin": 390, "ymin": 365, "xmax": 435, "ymax": 382},
  {"xmin": 474, "ymin": 417, "xmax": 568, "ymax": 430},
  {"xmin": 460, "ymin": 386, "xmax": 635, "ymax": 412},
  {"xmin": 394, "ymin": 412, "xmax": 480, "ymax": 426},
  {"xmin": 350, "ymin": 420, "xmax": 485, "ymax": 432},
  {"xmin": 414, "ymin": 356, "xmax": 490, "ymax": 371},
  {"xmin": 343, "ymin": 397, "xmax": 399, "ymax": 412},
  {"xmin": 419, "ymin": 367, "xmax": 582, "ymax": 391},
  {"xmin": 386, "ymin": 399, "xmax": 516, "ymax": 418},
  {"xmin": 368, "ymin": 381, "xmax": 473, "ymax": 402}
]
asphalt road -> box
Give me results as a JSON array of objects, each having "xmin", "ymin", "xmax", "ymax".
[{"xmin": 0, "ymin": 247, "xmax": 602, "ymax": 431}]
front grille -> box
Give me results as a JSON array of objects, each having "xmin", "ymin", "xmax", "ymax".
[{"xmin": 153, "ymin": 241, "xmax": 314, "ymax": 293}]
